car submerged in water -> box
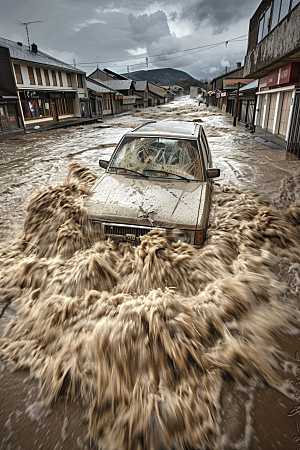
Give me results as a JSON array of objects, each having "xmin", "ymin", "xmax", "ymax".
[{"xmin": 85, "ymin": 120, "xmax": 220, "ymax": 247}]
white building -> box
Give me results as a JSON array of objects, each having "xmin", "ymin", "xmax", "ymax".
[{"xmin": 0, "ymin": 37, "xmax": 89, "ymax": 132}]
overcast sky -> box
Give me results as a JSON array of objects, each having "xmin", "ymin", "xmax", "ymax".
[{"xmin": 0, "ymin": 0, "xmax": 261, "ymax": 80}]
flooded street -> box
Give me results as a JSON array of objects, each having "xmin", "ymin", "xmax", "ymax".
[{"xmin": 0, "ymin": 96, "xmax": 300, "ymax": 450}]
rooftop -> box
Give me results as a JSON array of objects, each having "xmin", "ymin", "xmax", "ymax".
[
  {"xmin": 97, "ymin": 79, "xmax": 134, "ymax": 91},
  {"xmin": 0, "ymin": 36, "xmax": 85, "ymax": 74}
]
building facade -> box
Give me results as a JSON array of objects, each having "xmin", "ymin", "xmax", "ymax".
[
  {"xmin": 0, "ymin": 37, "xmax": 89, "ymax": 132},
  {"xmin": 244, "ymin": 0, "xmax": 300, "ymax": 154}
]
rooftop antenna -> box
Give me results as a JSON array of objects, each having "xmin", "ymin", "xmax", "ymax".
[
  {"xmin": 16, "ymin": 21, "xmax": 42, "ymax": 49},
  {"xmin": 96, "ymin": 56, "xmax": 100, "ymax": 70}
]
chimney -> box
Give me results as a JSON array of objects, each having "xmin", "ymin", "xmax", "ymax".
[
  {"xmin": 17, "ymin": 42, "xmax": 23, "ymax": 46},
  {"xmin": 236, "ymin": 62, "xmax": 242, "ymax": 68},
  {"xmin": 225, "ymin": 67, "xmax": 227, "ymax": 74},
  {"xmin": 31, "ymin": 43, "xmax": 38, "ymax": 53}
]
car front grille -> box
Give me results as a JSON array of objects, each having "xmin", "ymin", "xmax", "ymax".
[
  {"xmin": 89, "ymin": 220, "xmax": 165, "ymax": 243},
  {"xmin": 104, "ymin": 224, "xmax": 150, "ymax": 237}
]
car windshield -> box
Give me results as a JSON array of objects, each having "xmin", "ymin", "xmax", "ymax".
[{"xmin": 108, "ymin": 137, "xmax": 203, "ymax": 180}]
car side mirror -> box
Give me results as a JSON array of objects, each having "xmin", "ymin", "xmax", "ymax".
[
  {"xmin": 99, "ymin": 159, "xmax": 108, "ymax": 169},
  {"xmin": 207, "ymin": 168, "xmax": 220, "ymax": 178}
]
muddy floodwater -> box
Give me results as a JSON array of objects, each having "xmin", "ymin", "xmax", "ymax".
[{"xmin": 0, "ymin": 97, "xmax": 300, "ymax": 450}]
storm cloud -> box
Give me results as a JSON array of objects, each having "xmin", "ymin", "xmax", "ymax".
[
  {"xmin": 0, "ymin": 0, "xmax": 261, "ymax": 79},
  {"xmin": 128, "ymin": 10, "xmax": 171, "ymax": 46},
  {"xmin": 181, "ymin": 0, "xmax": 259, "ymax": 34}
]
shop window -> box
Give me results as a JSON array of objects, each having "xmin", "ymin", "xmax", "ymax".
[
  {"xmin": 36, "ymin": 68, "xmax": 43, "ymax": 85},
  {"xmin": 267, "ymin": 93, "xmax": 277, "ymax": 131},
  {"xmin": 66, "ymin": 73, "xmax": 72, "ymax": 87},
  {"xmin": 279, "ymin": 91, "xmax": 292, "ymax": 137},
  {"xmin": 55, "ymin": 98, "xmax": 74, "ymax": 115},
  {"xmin": 77, "ymin": 74, "xmax": 83, "ymax": 88},
  {"xmin": 44, "ymin": 101, "xmax": 51, "ymax": 116},
  {"xmin": 28, "ymin": 100, "xmax": 38, "ymax": 118},
  {"xmin": 28, "ymin": 66, "xmax": 36, "ymax": 85},
  {"xmin": 37, "ymin": 99, "xmax": 45, "ymax": 117},
  {"xmin": 58, "ymin": 71, "xmax": 63, "ymax": 87},
  {"xmin": 66, "ymin": 99, "xmax": 74, "ymax": 114},
  {"xmin": 52, "ymin": 71, "xmax": 57, "ymax": 86},
  {"xmin": 44, "ymin": 69, "xmax": 50, "ymax": 86},
  {"xmin": 14, "ymin": 64, "xmax": 23, "ymax": 84},
  {"xmin": 21, "ymin": 99, "xmax": 53, "ymax": 120}
]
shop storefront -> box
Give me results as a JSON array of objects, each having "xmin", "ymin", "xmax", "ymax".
[
  {"xmin": 19, "ymin": 90, "xmax": 76, "ymax": 124},
  {"xmin": 254, "ymin": 62, "xmax": 300, "ymax": 148},
  {"xmin": 0, "ymin": 99, "xmax": 22, "ymax": 132},
  {"xmin": 89, "ymin": 93, "xmax": 102, "ymax": 116}
]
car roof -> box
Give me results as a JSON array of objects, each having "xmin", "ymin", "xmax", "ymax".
[{"xmin": 125, "ymin": 120, "xmax": 202, "ymax": 139}]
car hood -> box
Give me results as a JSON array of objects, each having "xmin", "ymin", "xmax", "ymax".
[{"xmin": 85, "ymin": 173, "xmax": 206, "ymax": 229}]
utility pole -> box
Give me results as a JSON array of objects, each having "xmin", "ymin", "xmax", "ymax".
[
  {"xmin": 16, "ymin": 21, "xmax": 42, "ymax": 49},
  {"xmin": 233, "ymin": 82, "xmax": 240, "ymax": 126}
]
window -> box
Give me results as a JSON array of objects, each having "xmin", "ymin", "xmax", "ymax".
[
  {"xmin": 66, "ymin": 73, "xmax": 72, "ymax": 87},
  {"xmin": 14, "ymin": 64, "xmax": 23, "ymax": 84},
  {"xmin": 58, "ymin": 71, "xmax": 63, "ymax": 87},
  {"xmin": 279, "ymin": 0, "xmax": 291, "ymax": 21},
  {"xmin": 21, "ymin": 99, "xmax": 52, "ymax": 119},
  {"xmin": 291, "ymin": 0, "xmax": 300, "ymax": 8},
  {"xmin": 103, "ymin": 97, "xmax": 111, "ymax": 110},
  {"xmin": 258, "ymin": 6, "xmax": 271, "ymax": 42},
  {"xmin": 44, "ymin": 69, "xmax": 50, "ymax": 86},
  {"xmin": 258, "ymin": 0, "xmax": 299, "ymax": 41},
  {"xmin": 77, "ymin": 73, "xmax": 83, "ymax": 88},
  {"xmin": 55, "ymin": 98, "xmax": 74, "ymax": 115},
  {"xmin": 36, "ymin": 68, "xmax": 43, "ymax": 85},
  {"xmin": 271, "ymin": 0, "xmax": 295, "ymax": 29},
  {"xmin": 51, "ymin": 70, "xmax": 57, "ymax": 86},
  {"xmin": 108, "ymin": 137, "xmax": 203, "ymax": 180},
  {"xmin": 27, "ymin": 66, "xmax": 36, "ymax": 85}
]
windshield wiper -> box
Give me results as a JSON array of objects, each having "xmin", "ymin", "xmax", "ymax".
[
  {"xmin": 145, "ymin": 169, "xmax": 191, "ymax": 181},
  {"xmin": 109, "ymin": 166, "xmax": 148, "ymax": 178}
]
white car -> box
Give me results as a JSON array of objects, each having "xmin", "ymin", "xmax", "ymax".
[{"xmin": 85, "ymin": 120, "xmax": 220, "ymax": 247}]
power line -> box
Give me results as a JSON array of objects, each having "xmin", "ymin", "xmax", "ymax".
[{"xmin": 77, "ymin": 34, "xmax": 248, "ymax": 66}]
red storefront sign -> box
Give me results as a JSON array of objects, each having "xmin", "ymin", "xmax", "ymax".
[
  {"xmin": 259, "ymin": 63, "xmax": 300, "ymax": 91},
  {"xmin": 267, "ymin": 70, "xmax": 279, "ymax": 87},
  {"xmin": 279, "ymin": 62, "xmax": 300, "ymax": 84}
]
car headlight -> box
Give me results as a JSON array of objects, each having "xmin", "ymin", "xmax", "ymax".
[{"xmin": 176, "ymin": 231, "xmax": 191, "ymax": 244}]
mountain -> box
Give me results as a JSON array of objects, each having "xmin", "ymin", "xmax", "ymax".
[{"xmin": 123, "ymin": 68, "xmax": 196, "ymax": 86}]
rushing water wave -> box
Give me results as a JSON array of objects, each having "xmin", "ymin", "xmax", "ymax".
[{"xmin": 0, "ymin": 160, "xmax": 300, "ymax": 449}]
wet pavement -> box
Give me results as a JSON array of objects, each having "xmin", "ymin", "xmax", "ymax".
[{"xmin": 0, "ymin": 96, "xmax": 300, "ymax": 450}]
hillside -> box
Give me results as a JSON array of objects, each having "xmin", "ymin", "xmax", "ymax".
[{"xmin": 123, "ymin": 68, "xmax": 196, "ymax": 86}]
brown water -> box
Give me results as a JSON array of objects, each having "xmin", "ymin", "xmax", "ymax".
[{"xmin": 0, "ymin": 98, "xmax": 300, "ymax": 450}]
